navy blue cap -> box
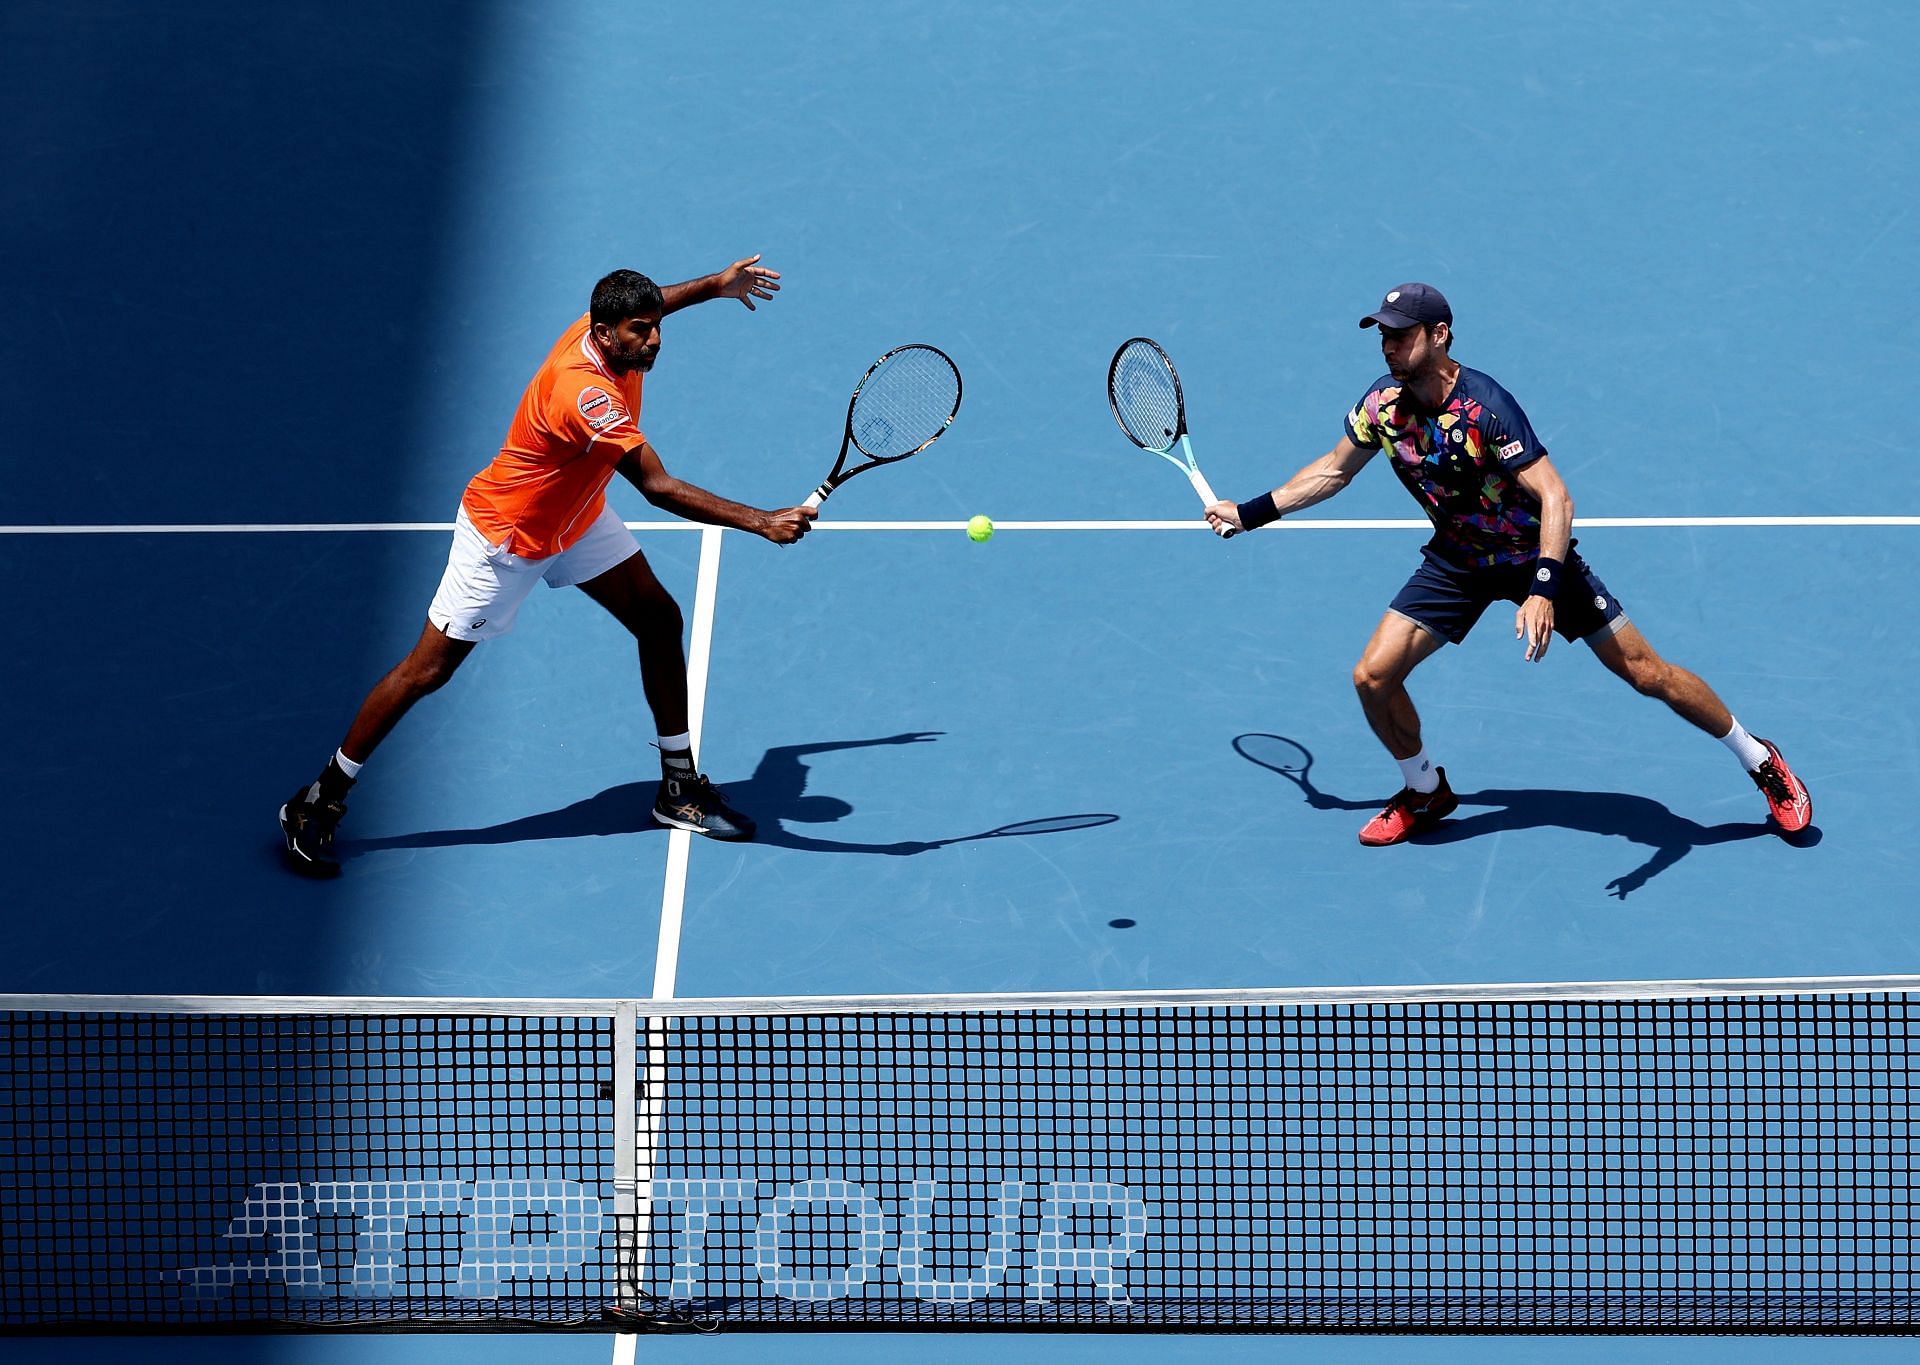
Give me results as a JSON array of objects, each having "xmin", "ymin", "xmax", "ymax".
[{"xmin": 1360, "ymin": 282, "xmax": 1452, "ymax": 329}]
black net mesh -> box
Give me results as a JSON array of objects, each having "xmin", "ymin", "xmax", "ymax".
[{"xmin": 4, "ymin": 992, "xmax": 1918, "ymax": 1333}]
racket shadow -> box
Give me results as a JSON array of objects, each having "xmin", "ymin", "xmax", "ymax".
[
  {"xmin": 349, "ymin": 733, "xmax": 1119, "ymax": 859},
  {"xmin": 1233, "ymin": 733, "xmax": 1804, "ymax": 899}
]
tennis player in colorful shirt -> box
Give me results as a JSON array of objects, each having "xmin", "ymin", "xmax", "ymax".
[
  {"xmin": 1206, "ymin": 282, "xmax": 1812, "ymax": 845},
  {"xmin": 280, "ymin": 258, "xmax": 816, "ymax": 875}
]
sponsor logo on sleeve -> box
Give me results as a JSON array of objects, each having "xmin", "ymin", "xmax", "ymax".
[
  {"xmin": 578, "ymin": 387, "xmax": 626, "ymax": 432},
  {"xmin": 1498, "ymin": 439, "xmax": 1526, "ymax": 459}
]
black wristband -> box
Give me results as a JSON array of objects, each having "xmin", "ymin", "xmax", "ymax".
[
  {"xmin": 1529, "ymin": 556, "xmax": 1563, "ymax": 599},
  {"xmin": 1236, "ymin": 494, "xmax": 1281, "ymax": 530}
]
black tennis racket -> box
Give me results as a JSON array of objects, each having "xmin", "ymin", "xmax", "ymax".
[
  {"xmin": 1107, "ymin": 336, "xmax": 1234, "ymax": 535},
  {"xmin": 802, "ymin": 344, "xmax": 963, "ymax": 510}
]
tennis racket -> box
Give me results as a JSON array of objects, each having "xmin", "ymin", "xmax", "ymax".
[
  {"xmin": 802, "ymin": 344, "xmax": 963, "ymax": 510},
  {"xmin": 1107, "ymin": 336, "xmax": 1233, "ymax": 534}
]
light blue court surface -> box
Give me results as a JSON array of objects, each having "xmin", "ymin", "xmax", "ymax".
[{"xmin": 6, "ymin": 0, "xmax": 1919, "ymax": 1360}]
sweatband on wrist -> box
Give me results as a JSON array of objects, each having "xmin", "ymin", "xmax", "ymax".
[
  {"xmin": 1529, "ymin": 556, "xmax": 1563, "ymax": 599},
  {"xmin": 1236, "ymin": 494, "xmax": 1281, "ymax": 530}
]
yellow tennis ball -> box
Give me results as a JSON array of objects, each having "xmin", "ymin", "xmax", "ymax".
[{"xmin": 966, "ymin": 515, "xmax": 994, "ymax": 543}]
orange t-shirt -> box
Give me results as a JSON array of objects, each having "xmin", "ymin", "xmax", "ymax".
[{"xmin": 462, "ymin": 314, "xmax": 647, "ymax": 558}]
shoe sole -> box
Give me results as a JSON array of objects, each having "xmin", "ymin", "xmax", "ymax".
[
  {"xmin": 1770, "ymin": 805, "xmax": 1814, "ymax": 835},
  {"xmin": 652, "ymin": 810, "xmax": 755, "ymax": 842},
  {"xmin": 1753, "ymin": 742, "xmax": 1814, "ymax": 834},
  {"xmin": 1358, "ymin": 792, "xmax": 1459, "ymax": 847}
]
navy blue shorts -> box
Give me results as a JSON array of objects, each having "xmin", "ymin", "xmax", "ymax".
[{"xmin": 1387, "ymin": 542, "xmax": 1628, "ymax": 646}]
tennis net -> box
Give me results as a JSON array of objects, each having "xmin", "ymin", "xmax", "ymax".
[{"xmin": 3, "ymin": 977, "xmax": 1917, "ymax": 1333}]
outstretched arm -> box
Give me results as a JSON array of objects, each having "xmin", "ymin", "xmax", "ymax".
[
  {"xmin": 1205, "ymin": 434, "xmax": 1378, "ymax": 536},
  {"xmin": 1512, "ymin": 454, "xmax": 1575, "ymax": 663},
  {"xmin": 659, "ymin": 255, "xmax": 782, "ymax": 314},
  {"xmin": 614, "ymin": 440, "xmax": 815, "ymax": 543}
]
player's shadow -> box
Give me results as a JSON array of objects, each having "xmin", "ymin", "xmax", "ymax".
[
  {"xmin": 351, "ymin": 732, "xmax": 1118, "ymax": 858},
  {"xmin": 1234, "ymin": 733, "xmax": 1810, "ymax": 899}
]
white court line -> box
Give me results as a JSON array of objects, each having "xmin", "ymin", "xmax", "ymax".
[
  {"xmin": 653, "ymin": 524, "xmax": 723, "ymax": 1000},
  {"xmin": 0, "ymin": 522, "xmax": 698, "ymax": 534},
  {"xmin": 808, "ymin": 516, "xmax": 1920, "ymax": 531},
  {"xmin": 1, "ymin": 515, "xmax": 1918, "ymax": 536},
  {"xmin": 615, "ymin": 525, "xmax": 721, "ymax": 1361}
]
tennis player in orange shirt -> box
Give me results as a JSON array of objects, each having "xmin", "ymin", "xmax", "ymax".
[{"xmin": 281, "ymin": 258, "xmax": 814, "ymax": 875}]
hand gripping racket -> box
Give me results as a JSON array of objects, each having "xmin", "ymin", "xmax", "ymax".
[
  {"xmin": 802, "ymin": 344, "xmax": 963, "ymax": 510},
  {"xmin": 1107, "ymin": 336, "xmax": 1234, "ymax": 535}
]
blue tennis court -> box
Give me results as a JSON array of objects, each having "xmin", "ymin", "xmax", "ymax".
[{"xmin": 5, "ymin": 0, "xmax": 1918, "ymax": 1359}]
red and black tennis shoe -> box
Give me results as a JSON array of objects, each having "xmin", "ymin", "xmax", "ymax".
[
  {"xmin": 1358, "ymin": 768, "xmax": 1459, "ymax": 847},
  {"xmin": 1749, "ymin": 739, "xmax": 1812, "ymax": 834}
]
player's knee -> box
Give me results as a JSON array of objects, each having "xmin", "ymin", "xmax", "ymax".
[
  {"xmin": 1621, "ymin": 655, "xmax": 1667, "ymax": 697},
  {"xmin": 626, "ymin": 596, "xmax": 684, "ymax": 645},
  {"xmin": 1353, "ymin": 658, "xmax": 1393, "ymax": 701},
  {"xmin": 395, "ymin": 644, "xmax": 464, "ymax": 696},
  {"xmin": 406, "ymin": 659, "xmax": 460, "ymax": 695}
]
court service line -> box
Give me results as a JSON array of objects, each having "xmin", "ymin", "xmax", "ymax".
[
  {"xmin": 808, "ymin": 515, "xmax": 1920, "ymax": 531},
  {"xmin": 654, "ymin": 525, "xmax": 723, "ymax": 1000},
  {"xmin": 2, "ymin": 515, "xmax": 1916, "ymax": 537},
  {"xmin": 615, "ymin": 526, "xmax": 721, "ymax": 1365}
]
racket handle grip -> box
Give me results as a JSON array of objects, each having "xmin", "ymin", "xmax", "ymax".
[
  {"xmin": 802, "ymin": 488, "xmax": 827, "ymax": 511},
  {"xmin": 1185, "ymin": 467, "xmax": 1238, "ymax": 537}
]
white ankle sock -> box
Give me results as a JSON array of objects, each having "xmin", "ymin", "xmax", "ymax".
[
  {"xmin": 333, "ymin": 749, "xmax": 363, "ymax": 779},
  {"xmin": 1397, "ymin": 748, "xmax": 1440, "ymax": 794},
  {"xmin": 1717, "ymin": 717, "xmax": 1769, "ymax": 771},
  {"xmin": 658, "ymin": 734, "xmax": 695, "ymax": 773}
]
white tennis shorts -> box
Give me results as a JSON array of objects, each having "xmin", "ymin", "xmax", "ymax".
[{"xmin": 427, "ymin": 503, "xmax": 641, "ymax": 642}]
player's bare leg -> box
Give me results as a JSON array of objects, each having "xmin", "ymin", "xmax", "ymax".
[
  {"xmin": 340, "ymin": 623, "xmax": 479, "ymax": 760},
  {"xmin": 577, "ymin": 552, "xmax": 754, "ymax": 841},
  {"xmin": 1351, "ymin": 611, "xmax": 1457, "ymax": 846},
  {"xmin": 1589, "ymin": 622, "xmax": 1811, "ymax": 831},
  {"xmin": 281, "ymin": 623, "xmax": 477, "ymax": 876},
  {"xmin": 576, "ymin": 550, "xmax": 689, "ymax": 736},
  {"xmin": 1353, "ymin": 611, "xmax": 1446, "ymax": 759}
]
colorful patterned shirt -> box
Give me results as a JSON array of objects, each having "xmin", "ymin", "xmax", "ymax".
[{"xmin": 1344, "ymin": 366, "xmax": 1548, "ymax": 567}]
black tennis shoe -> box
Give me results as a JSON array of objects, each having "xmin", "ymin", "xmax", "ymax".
[
  {"xmin": 280, "ymin": 783, "xmax": 348, "ymax": 877},
  {"xmin": 653, "ymin": 771, "xmax": 756, "ymax": 842}
]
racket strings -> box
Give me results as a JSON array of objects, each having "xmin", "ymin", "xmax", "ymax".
[
  {"xmin": 850, "ymin": 347, "xmax": 960, "ymax": 458},
  {"xmin": 1110, "ymin": 343, "xmax": 1183, "ymax": 451}
]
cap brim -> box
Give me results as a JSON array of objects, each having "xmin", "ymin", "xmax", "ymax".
[{"xmin": 1359, "ymin": 309, "xmax": 1421, "ymax": 329}]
